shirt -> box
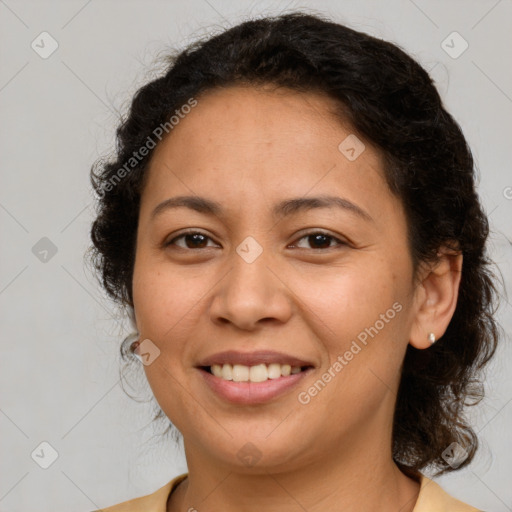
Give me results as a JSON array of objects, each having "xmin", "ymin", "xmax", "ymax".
[{"xmin": 96, "ymin": 472, "xmax": 481, "ymax": 511}]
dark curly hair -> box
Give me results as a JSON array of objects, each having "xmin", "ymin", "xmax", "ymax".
[{"xmin": 89, "ymin": 11, "xmax": 501, "ymax": 476}]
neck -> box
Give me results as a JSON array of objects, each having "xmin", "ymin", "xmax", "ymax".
[{"xmin": 169, "ymin": 435, "xmax": 420, "ymax": 512}]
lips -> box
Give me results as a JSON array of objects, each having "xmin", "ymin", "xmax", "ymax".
[{"xmin": 195, "ymin": 350, "xmax": 315, "ymax": 404}]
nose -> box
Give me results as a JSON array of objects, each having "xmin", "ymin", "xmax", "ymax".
[{"xmin": 209, "ymin": 244, "xmax": 293, "ymax": 331}]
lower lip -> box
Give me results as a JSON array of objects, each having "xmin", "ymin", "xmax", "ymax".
[{"xmin": 197, "ymin": 368, "xmax": 313, "ymax": 405}]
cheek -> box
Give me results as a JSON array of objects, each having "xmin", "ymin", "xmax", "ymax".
[
  {"xmin": 132, "ymin": 262, "xmax": 204, "ymax": 429},
  {"xmin": 295, "ymin": 255, "xmax": 410, "ymax": 392},
  {"xmin": 294, "ymin": 256, "xmax": 403, "ymax": 342},
  {"xmin": 132, "ymin": 256, "xmax": 204, "ymax": 340}
]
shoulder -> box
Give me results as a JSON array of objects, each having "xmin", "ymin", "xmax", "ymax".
[
  {"xmin": 413, "ymin": 474, "xmax": 482, "ymax": 512},
  {"xmin": 94, "ymin": 473, "xmax": 188, "ymax": 512}
]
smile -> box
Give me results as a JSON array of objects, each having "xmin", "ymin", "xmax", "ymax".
[
  {"xmin": 206, "ymin": 362, "xmax": 308, "ymax": 382},
  {"xmin": 197, "ymin": 364, "xmax": 314, "ymax": 404}
]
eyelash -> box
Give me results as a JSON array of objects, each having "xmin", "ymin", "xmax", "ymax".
[{"xmin": 165, "ymin": 229, "xmax": 347, "ymax": 251}]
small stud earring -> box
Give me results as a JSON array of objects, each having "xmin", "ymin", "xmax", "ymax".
[{"xmin": 428, "ymin": 332, "xmax": 436, "ymax": 345}]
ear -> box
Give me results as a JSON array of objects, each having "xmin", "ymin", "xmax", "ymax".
[{"xmin": 409, "ymin": 247, "xmax": 463, "ymax": 349}]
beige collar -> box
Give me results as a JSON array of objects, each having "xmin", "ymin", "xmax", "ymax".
[{"xmin": 98, "ymin": 472, "xmax": 481, "ymax": 511}]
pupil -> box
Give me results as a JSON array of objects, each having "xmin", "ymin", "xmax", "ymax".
[
  {"xmin": 310, "ymin": 234, "xmax": 330, "ymax": 249},
  {"xmin": 187, "ymin": 234, "xmax": 206, "ymax": 248}
]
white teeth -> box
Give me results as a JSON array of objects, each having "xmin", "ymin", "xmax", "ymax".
[
  {"xmin": 281, "ymin": 364, "xmax": 291, "ymax": 376},
  {"xmin": 209, "ymin": 363, "xmax": 303, "ymax": 382},
  {"xmin": 211, "ymin": 364, "xmax": 224, "ymax": 378},
  {"xmin": 267, "ymin": 363, "xmax": 282, "ymax": 379},
  {"xmin": 249, "ymin": 364, "xmax": 268, "ymax": 382},
  {"xmin": 221, "ymin": 364, "xmax": 233, "ymax": 380},
  {"xmin": 232, "ymin": 364, "xmax": 249, "ymax": 382}
]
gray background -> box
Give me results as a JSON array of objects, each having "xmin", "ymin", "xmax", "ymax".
[{"xmin": 1, "ymin": 0, "xmax": 511, "ymax": 511}]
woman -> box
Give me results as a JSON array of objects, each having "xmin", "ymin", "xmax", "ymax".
[{"xmin": 89, "ymin": 11, "xmax": 500, "ymax": 512}]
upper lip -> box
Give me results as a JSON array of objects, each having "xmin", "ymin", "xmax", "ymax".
[{"xmin": 197, "ymin": 350, "xmax": 314, "ymax": 368}]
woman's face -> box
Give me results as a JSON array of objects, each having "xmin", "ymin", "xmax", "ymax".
[{"xmin": 132, "ymin": 85, "xmax": 422, "ymax": 472}]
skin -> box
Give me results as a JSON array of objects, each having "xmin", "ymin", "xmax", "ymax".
[{"xmin": 131, "ymin": 85, "xmax": 462, "ymax": 512}]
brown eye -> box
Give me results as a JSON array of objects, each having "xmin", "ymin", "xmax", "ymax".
[
  {"xmin": 166, "ymin": 231, "xmax": 217, "ymax": 249},
  {"xmin": 292, "ymin": 231, "xmax": 346, "ymax": 250}
]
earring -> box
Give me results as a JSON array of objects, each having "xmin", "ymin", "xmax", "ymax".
[
  {"xmin": 122, "ymin": 332, "xmax": 140, "ymax": 353},
  {"xmin": 428, "ymin": 332, "xmax": 436, "ymax": 345}
]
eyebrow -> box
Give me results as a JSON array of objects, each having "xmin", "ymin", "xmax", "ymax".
[{"xmin": 151, "ymin": 194, "xmax": 373, "ymax": 222}]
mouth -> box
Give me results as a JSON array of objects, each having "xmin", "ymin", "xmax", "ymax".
[
  {"xmin": 195, "ymin": 351, "xmax": 315, "ymax": 404},
  {"xmin": 198, "ymin": 363, "xmax": 314, "ymax": 382}
]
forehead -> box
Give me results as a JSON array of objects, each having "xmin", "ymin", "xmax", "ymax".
[
  {"xmin": 150, "ymin": 85, "xmax": 367, "ymax": 168},
  {"xmin": 141, "ymin": 85, "xmax": 397, "ymax": 221},
  {"xmin": 173, "ymin": 84, "xmax": 350, "ymax": 149}
]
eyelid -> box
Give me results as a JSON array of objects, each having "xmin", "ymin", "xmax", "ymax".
[
  {"xmin": 165, "ymin": 229, "xmax": 348, "ymax": 250},
  {"xmin": 165, "ymin": 229, "xmax": 219, "ymax": 248},
  {"xmin": 288, "ymin": 229, "xmax": 348, "ymax": 249}
]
